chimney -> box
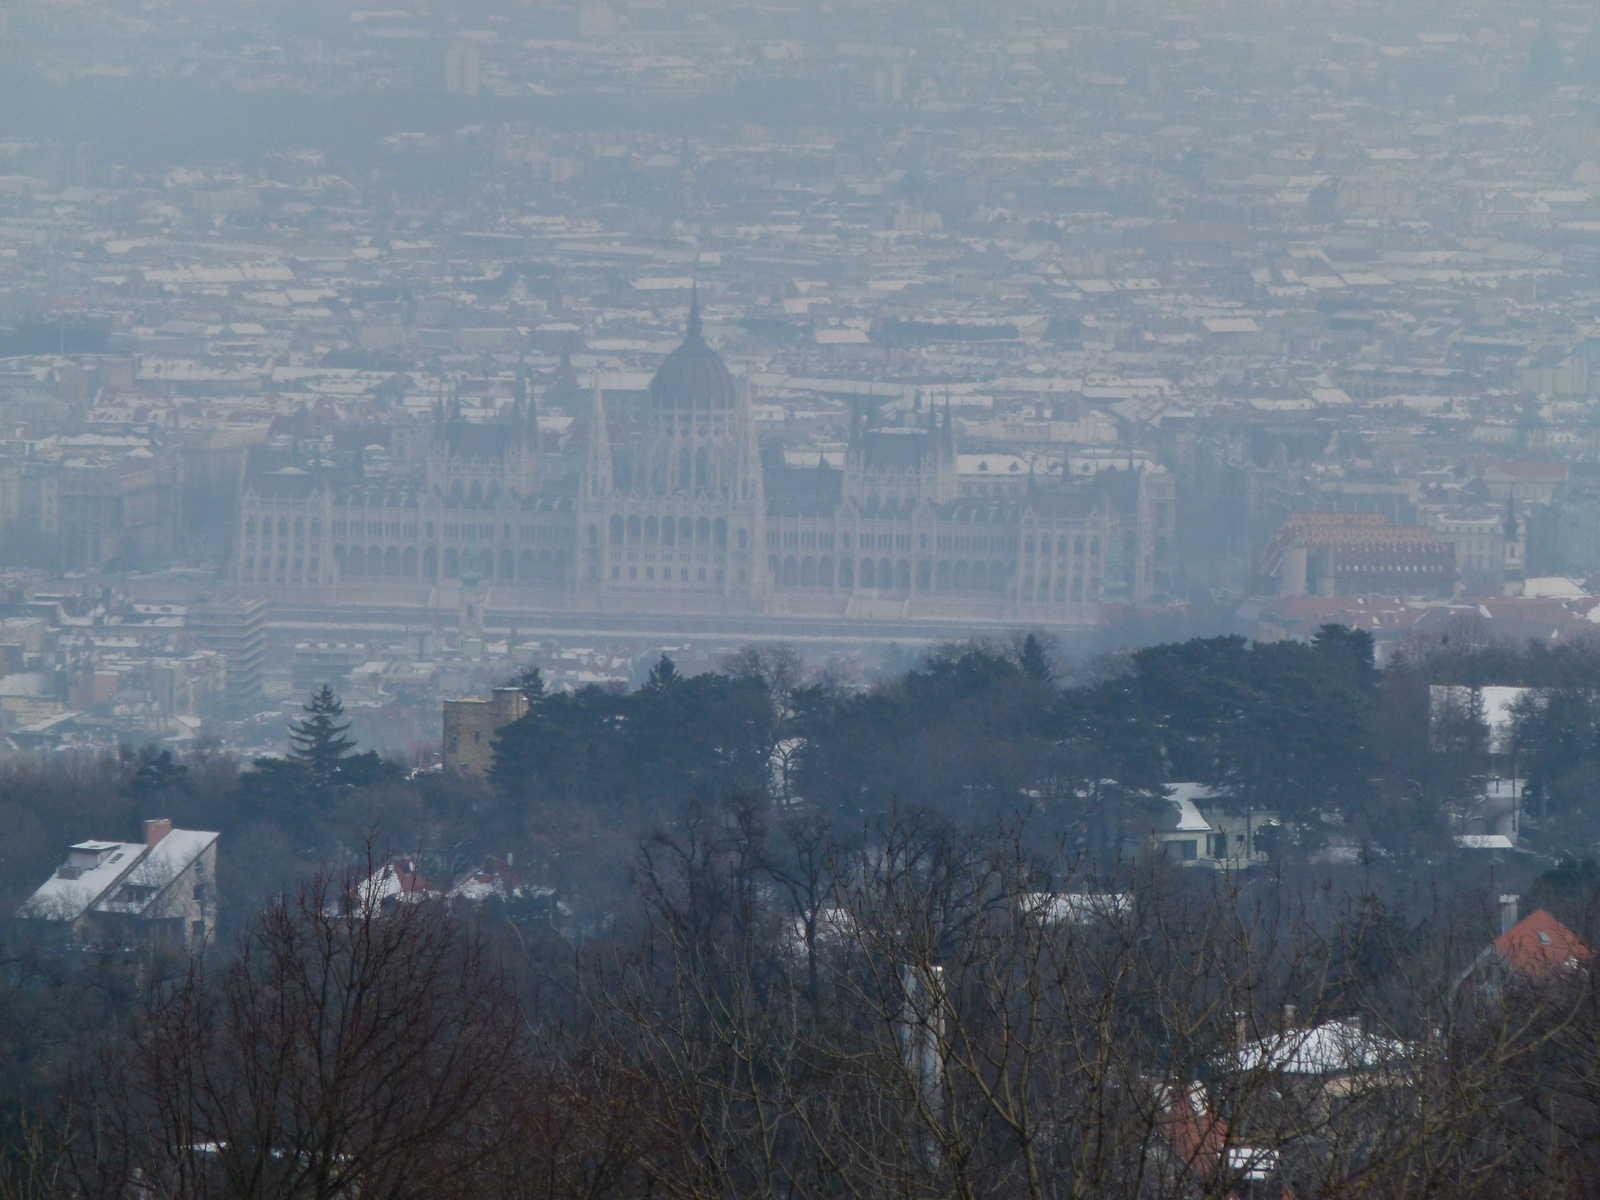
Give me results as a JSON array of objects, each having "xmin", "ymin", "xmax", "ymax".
[
  {"xmin": 1498, "ymin": 894, "xmax": 1520, "ymax": 936},
  {"xmin": 144, "ymin": 818, "xmax": 173, "ymax": 847},
  {"xmin": 1283, "ymin": 1004, "xmax": 1297, "ymax": 1026}
]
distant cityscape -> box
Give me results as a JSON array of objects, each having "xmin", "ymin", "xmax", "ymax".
[{"xmin": 0, "ymin": 0, "xmax": 1598, "ymax": 757}]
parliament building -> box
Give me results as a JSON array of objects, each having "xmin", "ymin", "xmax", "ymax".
[{"xmin": 234, "ymin": 302, "xmax": 1171, "ymax": 628}]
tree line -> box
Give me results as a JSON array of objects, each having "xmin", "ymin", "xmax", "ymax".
[
  {"xmin": 3, "ymin": 621, "xmax": 1600, "ymax": 1186},
  {"xmin": 9, "ymin": 818, "xmax": 1600, "ymax": 1200}
]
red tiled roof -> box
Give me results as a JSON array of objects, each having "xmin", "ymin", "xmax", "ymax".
[{"xmin": 1494, "ymin": 909, "xmax": 1593, "ymax": 978}]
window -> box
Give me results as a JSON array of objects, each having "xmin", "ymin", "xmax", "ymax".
[{"xmin": 1178, "ymin": 840, "xmax": 1197, "ymax": 861}]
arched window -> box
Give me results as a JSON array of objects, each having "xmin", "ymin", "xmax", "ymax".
[
  {"xmin": 500, "ymin": 549, "xmax": 514, "ymax": 580},
  {"xmin": 310, "ymin": 518, "xmax": 320, "ymax": 536},
  {"xmin": 662, "ymin": 517, "xmax": 676, "ymax": 547},
  {"xmin": 645, "ymin": 516, "xmax": 659, "ymax": 544},
  {"xmin": 469, "ymin": 482, "xmax": 482, "ymax": 504},
  {"xmin": 879, "ymin": 558, "xmax": 893, "ymax": 590},
  {"xmin": 384, "ymin": 546, "xmax": 400, "ymax": 576},
  {"xmin": 800, "ymin": 557, "xmax": 816, "ymax": 587},
  {"xmin": 973, "ymin": 561, "xmax": 989, "ymax": 591},
  {"xmin": 679, "ymin": 447, "xmax": 692, "ymax": 489},
  {"xmin": 783, "ymin": 557, "xmax": 800, "ymax": 587},
  {"xmin": 402, "ymin": 547, "xmax": 417, "ymax": 577},
  {"xmin": 587, "ymin": 524, "xmax": 598, "ymax": 546},
  {"xmin": 520, "ymin": 549, "xmax": 535, "ymax": 580},
  {"xmin": 423, "ymin": 547, "xmax": 438, "ymax": 579},
  {"xmin": 955, "ymin": 560, "xmax": 970, "ymax": 590},
  {"xmin": 696, "ymin": 517, "xmax": 710, "ymax": 546},
  {"xmin": 610, "ymin": 515, "xmax": 625, "ymax": 545},
  {"xmin": 768, "ymin": 555, "xmax": 780, "ymax": 580},
  {"xmin": 444, "ymin": 548, "xmax": 459, "ymax": 578},
  {"xmin": 895, "ymin": 559, "xmax": 910, "ymax": 591},
  {"xmin": 695, "ymin": 447, "xmax": 710, "ymax": 491},
  {"xmin": 536, "ymin": 549, "xmax": 552, "ymax": 581},
  {"xmin": 714, "ymin": 518, "xmax": 727, "ymax": 548},
  {"xmin": 819, "ymin": 557, "xmax": 834, "ymax": 587},
  {"xmin": 860, "ymin": 558, "xmax": 876, "ymax": 588},
  {"xmin": 737, "ymin": 528, "xmax": 747, "ymax": 550},
  {"xmin": 333, "ymin": 546, "xmax": 346, "ymax": 573},
  {"xmin": 679, "ymin": 517, "xmax": 693, "ymax": 545},
  {"xmin": 916, "ymin": 560, "xmax": 931, "ymax": 590},
  {"xmin": 479, "ymin": 549, "xmax": 494, "ymax": 578},
  {"xmin": 627, "ymin": 516, "xmax": 642, "ymax": 545},
  {"xmin": 245, "ymin": 518, "xmax": 255, "ymax": 536},
  {"xmin": 347, "ymin": 546, "xmax": 364, "ymax": 578},
  {"xmin": 839, "ymin": 557, "xmax": 854, "ymax": 588}
]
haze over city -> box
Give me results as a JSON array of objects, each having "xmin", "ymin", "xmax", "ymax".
[{"xmin": 3, "ymin": 2, "xmax": 1600, "ymax": 1197}]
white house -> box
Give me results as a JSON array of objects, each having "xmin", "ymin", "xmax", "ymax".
[
  {"xmin": 16, "ymin": 819, "xmax": 218, "ymax": 951},
  {"xmin": 1152, "ymin": 783, "xmax": 1278, "ymax": 870}
]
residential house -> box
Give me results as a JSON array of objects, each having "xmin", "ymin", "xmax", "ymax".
[
  {"xmin": 1456, "ymin": 894, "xmax": 1592, "ymax": 997},
  {"xmin": 1152, "ymin": 783, "xmax": 1278, "ymax": 870},
  {"xmin": 15, "ymin": 819, "xmax": 218, "ymax": 951}
]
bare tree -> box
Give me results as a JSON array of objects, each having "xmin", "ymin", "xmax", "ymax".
[{"xmin": 62, "ymin": 858, "xmax": 525, "ymax": 1200}]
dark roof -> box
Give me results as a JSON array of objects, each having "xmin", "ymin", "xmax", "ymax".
[
  {"xmin": 439, "ymin": 421, "xmax": 517, "ymax": 460},
  {"xmin": 859, "ymin": 429, "xmax": 939, "ymax": 469},
  {"xmin": 766, "ymin": 465, "xmax": 843, "ymax": 517},
  {"xmin": 649, "ymin": 296, "xmax": 736, "ymax": 413}
]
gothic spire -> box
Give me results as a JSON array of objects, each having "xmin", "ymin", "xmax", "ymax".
[
  {"xmin": 686, "ymin": 284, "xmax": 703, "ymax": 342},
  {"xmin": 584, "ymin": 371, "xmax": 613, "ymax": 500}
]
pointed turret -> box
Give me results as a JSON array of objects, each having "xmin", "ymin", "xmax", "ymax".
[
  {"xmin": 686, "ymin": 284, "xmax": 703, "ymax": 343},
  {"xmin": 584, "ymin": 372, "xmax": 613, "ymax": 500}
]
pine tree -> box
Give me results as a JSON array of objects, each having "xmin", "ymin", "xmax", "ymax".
[
  {"xmin": 515, "ymin": 665, "xmax": 546, "ymax": 705},
  {"xmin": 1017, "ymin": 633, "xmax": 1053, "ymax": 684},
  {"xmin": 645, "ymin": 654, "xmax": 680, "ymax": 690},
  {"xmin": 288, "ymin": 685, "xmax": 357, "ymax": 786}
]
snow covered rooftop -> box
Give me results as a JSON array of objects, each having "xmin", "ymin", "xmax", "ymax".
[{"xmin": 17, "ymin": 841, "xmax": 144, "ymax": 921}]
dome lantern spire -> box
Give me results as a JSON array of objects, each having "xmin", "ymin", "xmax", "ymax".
[{"xmin": 687, "ymin": 284, "xmax": 702, "ymax": 343}]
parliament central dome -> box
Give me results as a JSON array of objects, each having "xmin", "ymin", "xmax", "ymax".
[{"xmin": 649, "ymin": 294, "xmax": 736, "ymax": 413}]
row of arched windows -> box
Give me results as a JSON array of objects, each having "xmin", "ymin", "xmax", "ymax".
[
  {"xmin": 332, "ymin": 545, "xmax": 569, "ymax": 584},
  {"xmin": 245, "ymin": 515, "xmax": 319, "ymax": 538},
  {"xmin": 608, "ymin": 514, "xmax": 740, "ymax": 549},
  {"xmin": 769, "ymin": 557, "xmax": 1016, "ymax": 594}
]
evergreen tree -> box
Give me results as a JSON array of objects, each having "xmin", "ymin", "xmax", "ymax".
[
  {"xmin": 515, "ymin": 665, "xmax": 546, "ymax": 705},
  {"xmin": 645, "ymin": 654, "xmax": 681, "ymax": 690},
  {"xmin": 1017, "ymin": 633, "xmax": 1053, "ymax": 683},
  {"xmin": 288, "ymin": 685, "xmax": 357, "ymax": 786}
]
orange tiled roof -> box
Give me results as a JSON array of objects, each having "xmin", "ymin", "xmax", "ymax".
[{"xmin": 1494, "ymin": 909, "xmax": 1593, "ymax": 978}]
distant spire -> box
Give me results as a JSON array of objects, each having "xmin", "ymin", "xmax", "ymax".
[
  {"xmin": 585, "ymin": 371, "xmax": 613, "ymax": 499},
  {"xmin": 687, "ymin": 284, "xmax": 702, "ymax": 342}
]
